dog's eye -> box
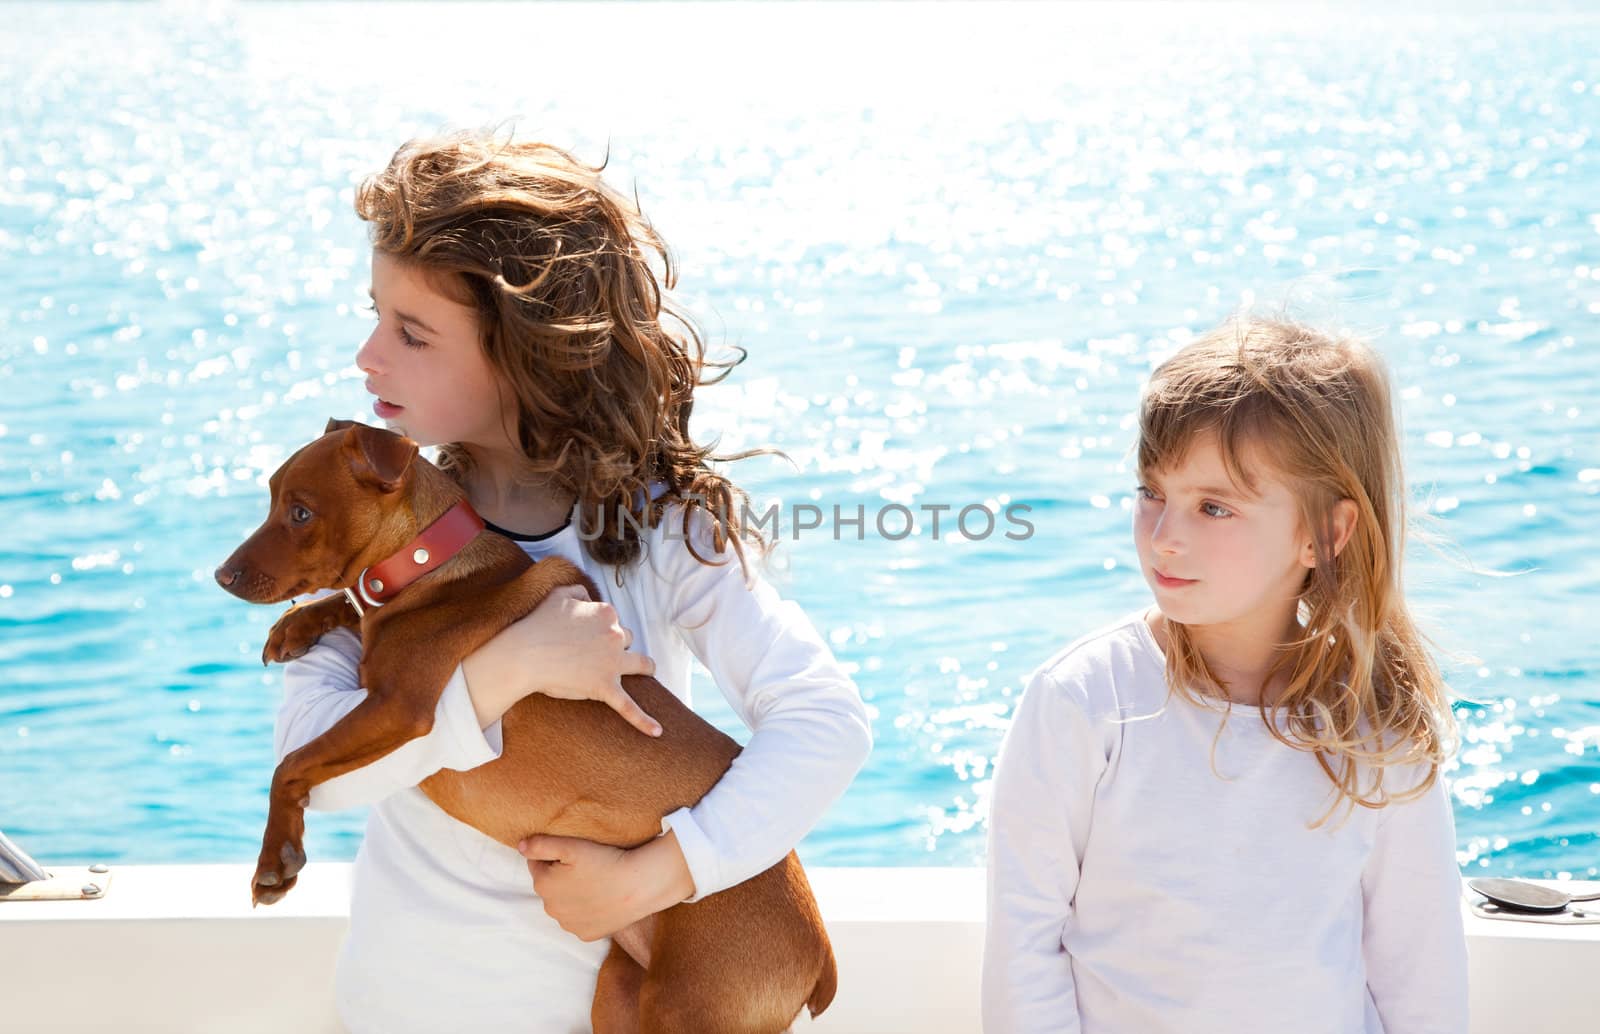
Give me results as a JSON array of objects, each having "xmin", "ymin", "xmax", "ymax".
[{"xmin": 290, "ymin": 505, "xmax": 313, "ymax": 525}]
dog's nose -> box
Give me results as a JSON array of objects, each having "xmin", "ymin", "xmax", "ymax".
[{"xmin": 215, "ymin": 565, "xmax": 240, "ymax": 588}]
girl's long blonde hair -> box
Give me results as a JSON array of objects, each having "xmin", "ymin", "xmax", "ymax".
[
  {"xmin": 1138, "ymin": 316, "xmax": 1455, "ymax": 819},
  {"xmin": 354, "ymin": 129, "xmax": 765, "ymax": 570}
]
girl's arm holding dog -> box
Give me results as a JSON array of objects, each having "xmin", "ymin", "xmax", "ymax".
[
  {"xmin": 274, "ymin": 590, "xmax": 656, "ymax": 811},
  {"xmin": 646, "ymin": 512, "xmax": 873, "ymax": 900},
  {"xmin": 461, "ymin": 585, "xmax": 660, "ymax": 735},
  {"xmin": 521, "ymin": 509, "xmax": 873, "ymax": 938}
]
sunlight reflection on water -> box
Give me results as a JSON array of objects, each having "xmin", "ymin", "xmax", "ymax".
[{"xmin": 1, "ymin": 2, "xmax": 1597, "ymax": 875}]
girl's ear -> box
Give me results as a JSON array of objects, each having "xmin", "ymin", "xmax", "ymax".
[{"xmin": 1303, "ymin": 498, "xmax": 1360, "ymax": 568}]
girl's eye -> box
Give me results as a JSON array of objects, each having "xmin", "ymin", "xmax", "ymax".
[
  {"xmin": 290, "ymin": 505, "xmax": 313, "ymax": 525},
  {"xmin": 1135, "ymin": 485, "xmax": 1160, "ymax": 502},
  {"xmin": 363, "ymin": 302, "xmax": 425, "ymax": 349},
  {"xmin": 1201, "ymin": 501, "xmax": 1234, "ymax": 519}
]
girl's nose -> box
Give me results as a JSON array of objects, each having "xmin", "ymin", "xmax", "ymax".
[
  {"xmin": 354, "ymin": 328, "xmax": 382, "ymax": 375},
  {"xmin": 1149, "ymin": 512, "xmax": 1183, "ymax": 555}
]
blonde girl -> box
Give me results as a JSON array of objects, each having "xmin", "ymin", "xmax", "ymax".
[{"xmin": 984, "ymin": 317, "xmax": 1467, "ymax": 1033}]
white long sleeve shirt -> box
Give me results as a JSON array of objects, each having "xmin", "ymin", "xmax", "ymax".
[
  {"xmin": 274, "ymin": 503, "xmax": 872, "ymax": 1034},
  {"xmin": 983, "ymin": 611, "xmax": 1468, "ymax": 1034}
]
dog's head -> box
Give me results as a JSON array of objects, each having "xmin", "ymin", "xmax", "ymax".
[{"xmin": 214, "ymin": 419, "xmax": 420, "ymax": 604}]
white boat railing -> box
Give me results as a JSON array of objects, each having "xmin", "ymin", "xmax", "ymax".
[{"xmin": 1, "ymin": 863, "xmax": 1596, "ymax": 1033}]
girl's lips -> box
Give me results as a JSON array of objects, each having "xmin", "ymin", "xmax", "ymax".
[
  {"xmin": 1153, "ymin": 570, "xmax": 1197, "ymax": 589},
  {"xmin": 373, "ymin": 400, "xmax": 404, "ymax": 419}
]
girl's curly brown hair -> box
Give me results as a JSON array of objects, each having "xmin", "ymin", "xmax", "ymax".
[{"xmin": 355, "ymin": 129, "xmax": 766, "ymax": 570}]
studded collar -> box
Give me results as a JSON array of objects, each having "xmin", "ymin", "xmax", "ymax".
[{"xmin": 343, "ymin": 499, "xmax": 486, "ymax": 615}]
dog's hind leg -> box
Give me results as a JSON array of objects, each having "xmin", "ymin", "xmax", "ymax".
[
  {"xmin": 637, "ymin": 960, "xmax": 801, "ymax": 1034},
  {"xmin": 592, "ymin": 941, "xmax": 645, "ymax": 1034},
  {"xmin": 636, "ymin": 897, "xmax": 814, "ymax": 1034}
]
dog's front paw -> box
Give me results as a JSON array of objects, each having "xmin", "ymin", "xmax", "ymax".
[
  {"xmin": 263, "ymin": 602, "xmax": 347, "ymax": 665},
  {"xmin": 251, "ymin": 838, "xmax": 308, "ymax": 906}
]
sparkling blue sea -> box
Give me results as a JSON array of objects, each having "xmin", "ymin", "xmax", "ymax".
[{"xmin": 2, "ymin": 2, "xmax": 1598, "ymax": 879}]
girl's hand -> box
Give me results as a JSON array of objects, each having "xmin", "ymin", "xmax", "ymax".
[
  {"xmin": 461, "ymin": 585, "xmax": 661, "ymax": 736},
  {"xmin": 518, "ymin": 830, "xmax": 695, "ymax": 942}
]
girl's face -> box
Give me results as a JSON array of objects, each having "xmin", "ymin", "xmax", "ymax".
[
  {"xmin": 1133, "ymin": 432, "xmax": 1313, "ymax": 638},
  {"xmin": 355, "ymin": 250, "xmax": 513, "ymax": 450}
]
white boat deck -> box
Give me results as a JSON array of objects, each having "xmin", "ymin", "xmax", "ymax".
[{"xmin": 2, "ymin": 865, "xmax": 1596, "ymax": 1032}]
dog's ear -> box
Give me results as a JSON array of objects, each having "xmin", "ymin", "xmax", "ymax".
[
  {"xmin": 325, "ymin": 417, "xmax": 360, "ymax": 436},
  {"xmin": 342, "ymin": 424, "xmax": 418, "ymax": 493}
]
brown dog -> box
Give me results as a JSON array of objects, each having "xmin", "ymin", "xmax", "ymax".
[{"xmin": 215, "ymin": 419, "xmax": 835, "ymax": 1034}]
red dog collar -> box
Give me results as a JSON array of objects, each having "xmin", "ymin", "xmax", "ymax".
[{"xmin": 345, "ymin": 499, "xmax": 485, "ymax": 614}]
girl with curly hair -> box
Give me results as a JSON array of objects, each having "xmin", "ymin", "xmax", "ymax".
[{"xmin": 275, "ymin": 130, "xmax": 871, "ymax": 1033}]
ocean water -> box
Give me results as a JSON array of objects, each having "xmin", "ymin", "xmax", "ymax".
[{"xmin": 1, "ymin": 2, "xmax": 1597, "ymax": 879}]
